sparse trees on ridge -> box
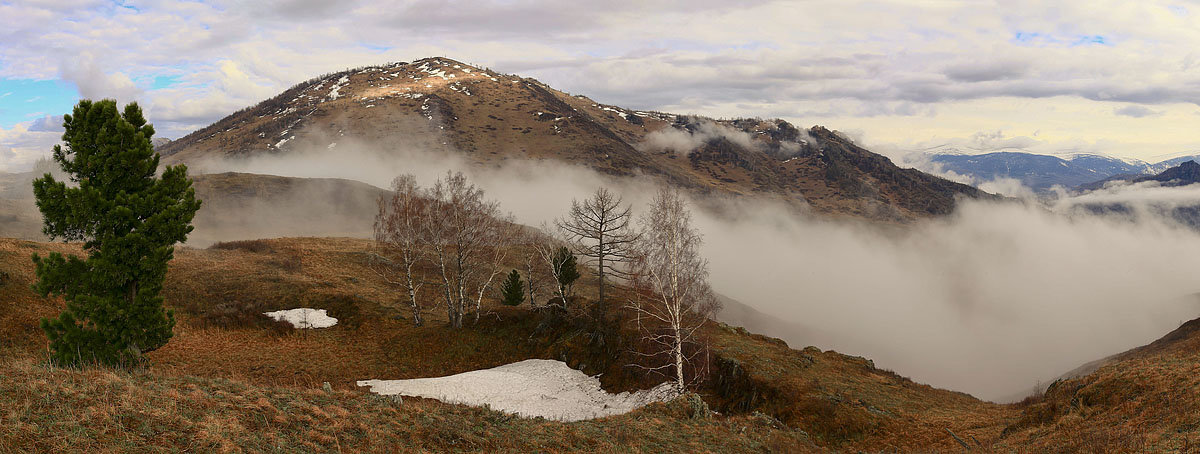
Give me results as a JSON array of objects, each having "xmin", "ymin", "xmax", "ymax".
[
  {"xmin": 626, "ymin": 187, "xmax": 720, "ymax": 393},
  {"xmin": 372, "ymin": 174, "xmax": 426, "ymax": 326},
  {"xmin": 33, "ymin": 99, "xmax": 202, "ymax": 368},
  {"xmin": 557, "ymin": 187, "xmax": 638, "ymax": 306},
  {"xmin": 371, "ymin": 175, "xmax": 722, "ymax": 395},
  {"xmin": 372, "ymin": 171, "xmax": 516, "ymax": 328},
  {"xmin": 424, "ymin": 171, "xmax": 516, "ymax": 328}
]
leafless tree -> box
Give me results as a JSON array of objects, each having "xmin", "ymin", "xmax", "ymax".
[
  {"xmin": 626, "ymin": 187, "xmax": 721, "ymax": 393},
  {"xmin": 557, "ymin": 187, "xmax": 638, "ymax": 306},
  {"xmin": 371, "ymin": 174, "xmax": 426, "ymax": 326},
  {"xmin": 533, "ymin": 224, "xmax": 579, "ymax": 308},
  {"xmin": 521, "ymin": 229, "xmax": 555, "ymax": 307},
  {"xmin": 424, "ymin": 171, "xmax": 515, "ymax": 328}
]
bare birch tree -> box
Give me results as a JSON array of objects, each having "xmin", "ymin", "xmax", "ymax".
[
  {"xmin": 557, "ymin": 187, "xmax": 638, "ymax": 306},
  {"xmin": 626, "ymin": 187, "xmax": 721, "ymax": 393},
  {"xmin": 532, "ymin": 228, "xmax": 584, "ymax": 310},
  {"xmin": 521, "ymin": 228, "xmax": 557, "ymax": 307},
  {"xmin": 371, "ymin": 174, "xmax": 426, "ymax": 326},
  {"xmin": 424, "ymin": 171, "xmax": 514, "ymax": 328}
]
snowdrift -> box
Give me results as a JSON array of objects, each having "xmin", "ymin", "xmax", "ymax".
[
  {"xmin": 357, "ymin": 359, "xmax": 677, "ymax": 421},
  {"xmin": 263, "ymin": 308, "xmax": 338, "ymax": 329}
]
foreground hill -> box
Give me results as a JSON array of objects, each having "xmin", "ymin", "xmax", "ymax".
[
  {"xmin": 996, "ymin": 316, "xmax": 1200, "ymax": 451},
  {"xmin": 6, "ymin": 235, "xmax": 1200, "ymax": 450},
  {"xmin": 0, "ymin": 236, "xmax": 1022, "ymax": 452},
  {"xmin": 159, "ymin": 57, "xmax": 987, "ymax": 221}
]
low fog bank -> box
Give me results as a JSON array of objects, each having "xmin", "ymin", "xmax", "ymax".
[
  {"xmin": 699, "ymin": 197, "xmax": 1200, "ymax": 401},
  {"xmin": 188, "ymin": 139, "xmax": 1200, "ymax": 402},
  {"xmin": 184, "ymin": 173, "xmax": 385, "ymax": 247},
  {"xmin": 9, "ymin": 134, "xmax": 1200, "ymax": 402}
]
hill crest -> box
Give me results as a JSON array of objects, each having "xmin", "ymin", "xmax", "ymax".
[{"xmin": 160, "ymin": 57, "xmax": 988, "ymax": 221}]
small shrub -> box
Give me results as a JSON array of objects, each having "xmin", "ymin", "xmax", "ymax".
[
  {"xmin": 271, "ymin": 250, "xmax": 304, "ymax": 273},
  {"xmin": 499, "ymin": 270, "xmax": 524, "ymax": 306},
  {"xmin": 189, "ymin": 298, "xmax": 294, "ymax": 335},
  {"xmin": 307, "ymin": 293, "xmax": 363, "ymax": 328},
  {"xmin": 209, "ymin": 239, "xmax": 274, "ymax": 253},
  {"xmin": 685, "ymin": 393, "xmax": 710, "ymax": 419},
  {"xmin": 0, "ymin": 270, "xmax": 8, "ymax": 286}
]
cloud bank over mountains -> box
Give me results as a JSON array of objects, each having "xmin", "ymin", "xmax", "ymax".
[{"xmin": 3, "ymin": 1, "xmax": 1200, "ymax": 171}]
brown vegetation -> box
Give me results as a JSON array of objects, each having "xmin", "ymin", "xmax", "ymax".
[{"xmin": 4, "ymin": 235, "xmax": 1200, "ymax": 452}]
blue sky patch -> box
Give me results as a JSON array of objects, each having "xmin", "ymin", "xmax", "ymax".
[
  {"xmin": 0, "ymin": 79, "xmax": 80, "ymax": 128},
  {"xmin": 360, "ymin": 43, "xmax": 393, "ymax": 53},
  {"xmin": 151, "ymin": 75, "xmax": 183, "ymax": 89},
  {"xmin": 1012, "ymin": 32, "xmax": 1111, "ymax": 47}
]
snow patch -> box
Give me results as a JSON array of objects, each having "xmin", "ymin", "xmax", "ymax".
[
  {"xmin": 357, "ymin": 359, "xmax": 677, "ymax": 422},
  {"xmin": 599, "ymin": 106, "xmax": 628, "ymax": 120},
  {"xmin": 326, "ymin": 75, "xmax": 351, "ymax": 101},
  {"xmin": 263, "ymin": 308, "xmax": 338, "ymax": 329}
]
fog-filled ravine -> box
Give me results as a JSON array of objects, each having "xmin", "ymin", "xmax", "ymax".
[{"xmin": 28, "ymin": 135, "xmax": 1200, "ymax": 402}]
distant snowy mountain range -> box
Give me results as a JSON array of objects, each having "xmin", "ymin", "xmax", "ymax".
[{"xmin": 926, "ymin": 149, "xmax": 1200, "ymax": 191}]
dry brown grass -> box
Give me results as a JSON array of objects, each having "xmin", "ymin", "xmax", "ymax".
[
  {"xmin": 994, "ymin": 320, "xmax": 1200, "ymax": 452},
  {"xmin": 6, "ymin": 236, "xmax": 1200, "ymax": 452},
  {"xmin": 704, "ymin": 323, "xmax": 1018, "ymax": 452},
  {"xmin": 0, "ymin": 358, "xmax": 820, "ymax": 453}
]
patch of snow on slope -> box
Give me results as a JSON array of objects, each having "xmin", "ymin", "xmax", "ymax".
[
  {"xmin": 327, "ymin": 75, "xmax": 350, "ymax": 101},
  {"xmin": 263, "ymin": 308, "xmax": 338, "ymax": 329},
  {"xmin": 357, "ymin": 359, "xmax": 677, "ymax": 422},
  {"xmin": 600, "ymin": 106, "xmax": 628, "ymax": 120}
]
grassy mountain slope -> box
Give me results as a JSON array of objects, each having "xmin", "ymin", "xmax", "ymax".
[
  {"xmin": 6, "ymin": 235, "xmax": 1200, "ymax": 450},
  {"xmin": 998, "ymin": 317, "xmax": 1200, "ymax": 451},
  {"xmin": 0, "ymin": 358, "xmax": 814, "ymax": 453},
  {"xmin": 159, "ymin": 57, "xmax": 988, "ymax": 221},
  {"xmin": 0, "ymin": 236, "xmax": 1032, "ymax": 452}
]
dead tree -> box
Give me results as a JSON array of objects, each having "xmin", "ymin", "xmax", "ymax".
[
  {"xmin": 557, "ymin": 187, "xmax": 638, "ymax": 307},
  {"xmin": 424, "ymin": 171, "xmax": 513, "ymax": 328},
  {"xmin": 372, "ymin": 174, "xmax": 426, "ymax": 326},
  {"xmin": 626, "ymin": 187, "xmax": 721, "ymax": 393}
]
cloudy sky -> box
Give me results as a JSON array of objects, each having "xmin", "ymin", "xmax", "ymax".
[{"xmin": 1, "ymin": 0, "xmax": 1199, "ymax": 171}]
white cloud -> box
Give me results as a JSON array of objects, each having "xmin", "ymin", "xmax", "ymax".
[
  {"xmin": 636, "ymin": 120, "xmax": 759, "ymax": 155},
  {"xmin": 1114, "ymin": 105, "xmax": 1164, "ymax": 118},
  {"xmin": 0, "ymin": 120, "xmax": 61, "ymax": 172},
  {"xmin": 0, "ymin": 0, "xmax": 1199, "ymax": 161}
]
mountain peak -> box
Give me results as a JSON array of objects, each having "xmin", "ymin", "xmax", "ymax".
[
  {"xmin": 158, "ymin": 57, "xmax": 988, "ymax": 221},
  {"xmin": 1135, "ymin": 159, "xmax": 1200, "ymax": 187}
]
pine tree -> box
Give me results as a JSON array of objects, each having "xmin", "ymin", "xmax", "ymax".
[
  {"xmin": 32, "ymin": 99, "xmax": 202, "ymax": 368},
  {"xmin": 552, "ymin": 246, "xmax": 580, "ymax": 302},
  {"xmin": 500, "ymin": 269, "xmax": 524, "ymax": 306}
]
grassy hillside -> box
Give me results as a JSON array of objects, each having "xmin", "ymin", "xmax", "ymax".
[
  {"xmin": 996, "ymin": 318, "xmax": 1200, "ymax": 452},
  {"xmin": 0, "ymin": 359, "xmax": 814, "ymax": 453},
  {"xmin": 0, "ymin": 237, "xmax": 824, "ymax": 452},
  {"xmin": 4, "ymin": 236, "xmax": 1199, "ymax": 452}
]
